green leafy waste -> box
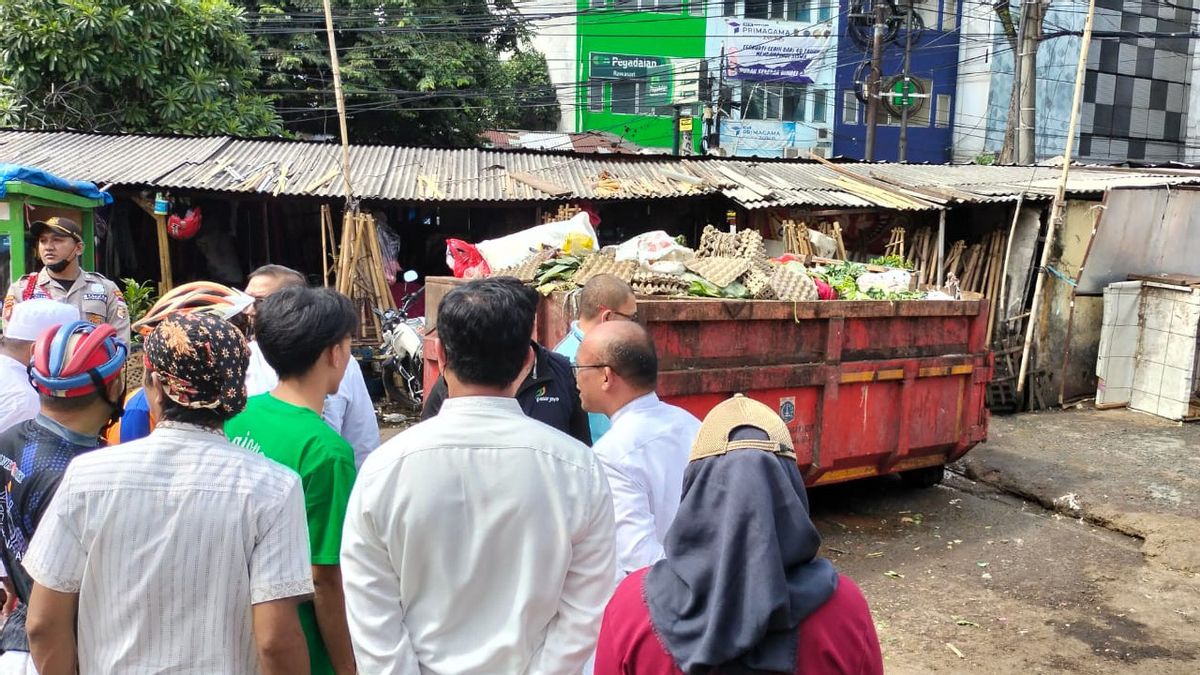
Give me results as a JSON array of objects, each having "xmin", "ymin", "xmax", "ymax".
[
  {"xmin": 814, "ymin": 261, "xmax": 923, "ymax": 301},
  {"xmin": 868, "ymin": 254, "xmax": 914, "ymax": 270}
]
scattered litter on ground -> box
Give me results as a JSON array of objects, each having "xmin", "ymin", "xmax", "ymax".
[
  {"xmin": 884, "ymin": 570, "xmax": 905, "ymax": 579},
  {"xmin": 1054, "ymin": 492, "xmax": 1082, "ymax": 512},
  {"xmin": 946, "ymin": 643, "xmax": 965, "ymax": 659}
]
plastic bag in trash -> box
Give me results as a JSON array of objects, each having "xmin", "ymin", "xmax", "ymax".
[
  {"xmin": 856, "ymin": 269, "xmax": 912, "ymax": 294},
  {"xmin": 446, "ymin": 238, "xmax": 491, "ymax": 279},
  {"xmin": 474, "ymin": 212, "xmax": 598, "ymax": 271},
  {"xmin": 615, "ymin": 230, "xmax": 695, "ymax": 271}
]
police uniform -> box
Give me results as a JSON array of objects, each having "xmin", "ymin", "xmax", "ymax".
[{"xmin": 2, "ymin": 218, "xmax": 130, "ymax": 345}]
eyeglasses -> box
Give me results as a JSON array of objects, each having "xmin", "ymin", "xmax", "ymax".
[
  {"xmin": 601, "ymin": 306, "xmax": 638, "ymax": 322},
  {"xmin": 571, "ymin": 363, "xmax": 609, "ymax": 373}
]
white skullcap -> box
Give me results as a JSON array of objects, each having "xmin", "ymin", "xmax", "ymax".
[{"xmin": 4, "ymin": 299, "xmax": 82, "ymax": 341}]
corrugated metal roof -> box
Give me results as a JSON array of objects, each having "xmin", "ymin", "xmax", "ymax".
[
  {"xmin": 1, "ymin": 130, "xmax": 1199, "ymax": 210},
  {"xmin": 0, "ymin": 130, "xmax": 227, "ymax": 185}
]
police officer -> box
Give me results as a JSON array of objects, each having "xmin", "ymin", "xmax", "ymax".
[{"xmin": 2, "ymin": 217, "xmax": 130, "ymax": 345}]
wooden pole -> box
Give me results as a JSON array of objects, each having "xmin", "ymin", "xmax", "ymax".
[
  {"xmin": 320, "ymin": 205, "xmax": 330, "ymax": 287},
  {"xmin": 154, "ymin": 213, "xmax": 173, "ymax": 294},
  {"xmin": 936, "ymin": 210, "xmax": 946, "ymax": 286},
  {"xmin": 996, "ymin": 193, "xmax": 1025, "ymax": 330},
  {"xmin": 1018, "ymin": 0, "xmax": 1095, "ymax": 395},
  {"xmin": 322, "ymin": 0, "xmax": 355, "ymax": 205}
]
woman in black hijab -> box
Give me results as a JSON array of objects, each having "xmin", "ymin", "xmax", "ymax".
[{"xmin": 594, "ymin": 395, "xmax": 883, "ymax": 675}]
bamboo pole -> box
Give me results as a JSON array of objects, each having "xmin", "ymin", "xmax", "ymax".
[
  {"xmin": 320, "ymin": 205, "xmax": 330, "ymax": 287},
  {"xmin": 321, "ymin": 0, "xmax": 354, "ymax": 204},
  {"xmin": 154, "ymin": 213, "xmax": 173, "ymax": 294},
  {"xmin": 1018, "ymin": 0, "xmax": 1095, "ymax": 395},
  {"xmin": 996, "ymin": 193, "xmax": 1026, "ymax": 332}
]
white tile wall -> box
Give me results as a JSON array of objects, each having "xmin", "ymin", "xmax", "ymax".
[{"xmin": 1128, "ymin": 285, "xmax": 1200, "ymax": 421}]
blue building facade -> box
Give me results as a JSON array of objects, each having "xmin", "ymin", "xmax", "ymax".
[{"xmin": 833, "ymin": 0, "xmax": 962, "ymax": 162}]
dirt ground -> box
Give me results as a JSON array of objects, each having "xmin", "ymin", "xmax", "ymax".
[
  {"xmin": 812, "ymin": 473, "xmax": 1199, "ymax": 673},
  {"xmin": 374, "ymin": 408, "xmax": 1200, "ymax": 673}
]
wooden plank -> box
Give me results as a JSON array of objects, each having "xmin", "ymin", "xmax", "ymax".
[{"xmin": 508, "ymin": 171, "xmax": 571, "ymax": 197}]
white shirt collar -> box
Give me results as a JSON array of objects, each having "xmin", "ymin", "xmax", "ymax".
[
  {"xmin": 611, "ymin": 391, "xmax": 660, "ymax": 425},
  {"xmin": 440, "ymin": 396, "xmax": 524, "ymax": 416}
]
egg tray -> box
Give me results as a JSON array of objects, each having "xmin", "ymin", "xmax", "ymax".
[
  {"xmin": 769, "ymin": 265, "xmax": 819, "ymax": 302},
  {"xmin": 492, "ymin": 249, "xmax": 554, "ymax": 283},
  {"xmin": 697, "ymin": 225, "xmax": 739, "ymax": 259},
  {"xmin": 685, "ymin": 256, "xmax": 751, "ymax": 289},
  {"xmin": 572, "ymin": 252, "xmax": 639, "ymax": 285},
  {"xmin": 632, "ymin": 272, "xmax": 689, "ymax": 296},
  {"xmin": 736, "ymin": 229, "xmax": 769, "ymax": 261},
  {"xmin": 740, "ymin": 263, "xmax": 776, "ymax": 299}
]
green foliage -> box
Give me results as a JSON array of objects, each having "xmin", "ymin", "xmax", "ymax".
[
  {"xmin": 974, "ymin": 152, "xmax": 997, "ymax": 166},
  {"xmin": 119, "ymin": 278, "xmax": 157, "ymax": 325},
  {"xmin": 868, "ymin": 254, "xmax": 914, "ymax": 270},
  {"xmin": 0, "ymin": 0, "xmax": 282, "ymax": 135},
  {"xmin": 245, "ymin": 1, "xmax": 559, "ymax": 145}
]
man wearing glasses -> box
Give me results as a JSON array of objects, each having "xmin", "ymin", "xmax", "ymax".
[
  {"xmin": 554, "ymin": 274, "xmax": 638, "ymax": 443},
  {"xmin": 573, "ymin": 320, "xmax": 699, "ymax": 582}
]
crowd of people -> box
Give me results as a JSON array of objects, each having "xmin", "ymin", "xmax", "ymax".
[{"xmin": 0, "ymin": 217, "xmax": 883, "ymax": 674}]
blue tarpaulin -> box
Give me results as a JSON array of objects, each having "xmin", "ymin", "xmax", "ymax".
[{"xmin": 0, "ymin": 164, "xmax": 112, "ymax": 205}]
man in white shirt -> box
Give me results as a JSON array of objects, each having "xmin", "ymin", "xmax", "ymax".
[
  {"xmin": 23, "ymin": 313, "xmax": 313, "ymax": 675},
  {"xmin": 342, "ymin": 277, "xmax": 616, "ymax": 675},
  {"xmin": 0, "ymin": 299, "xmax": 80, "ymax": 432},
  {"xmin": 575, "ymin": 320, "xmax": 700, "ymax": 580},
  {"xmin": 243, "ymin": 264, "xmax": 380, "ymax": 466}
]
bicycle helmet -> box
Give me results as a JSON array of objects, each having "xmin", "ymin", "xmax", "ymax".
[
  {"xmin": 30, "ymin": 321, "xmax": 128, "ymax": 398},
  {"xmin": 133, "ymin": 281, "xmax": 255, "ymax": 336}
]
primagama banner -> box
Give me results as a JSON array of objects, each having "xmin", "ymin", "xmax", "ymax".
[{"xmin": 710, "ymin": 18, "xmax": 833, "ymax": 85}]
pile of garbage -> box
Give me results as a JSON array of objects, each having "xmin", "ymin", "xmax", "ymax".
[{"xmin": 446, "ymin": 214, "xmax": 928, "ymax": 301}]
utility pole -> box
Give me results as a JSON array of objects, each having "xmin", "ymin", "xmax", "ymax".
[
  {"xmin": 1010, "ymin": 0, "xmax": 1027, "ymax": 163},
  {"xmin": 1017, "ymin": 0, "xmax": 1095, "ymax": 395},
  {"xmin": 1018, "ymin": 1, "xmax": 1046, "ymax": 164},
  {"xmin": 864, "ymin": 2, "xmax": 887, "ymax": 161},
  {"xmin": 672, "ymin": 105, "xmax": 682, "ymax": 156},
  {"xmin": 322, "ymin": 0, "xmax": 354, "ymax": 204},
  {"xmin": 897, "ymin": 7, "xmax": 914, "ymax": 162}
]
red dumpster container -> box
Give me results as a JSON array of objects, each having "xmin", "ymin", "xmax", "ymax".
[{"xmin": 422, "ymin": 277, "xmax": 991, "ymax": 487}]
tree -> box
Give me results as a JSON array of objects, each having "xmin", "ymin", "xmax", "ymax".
[
  {"xmin": 0, "ymin": 0, "xmax": 282, "ymax": 136},
  {"xmin": 246, "ymin": 1, "xmax": 559, "ymax": 145}
]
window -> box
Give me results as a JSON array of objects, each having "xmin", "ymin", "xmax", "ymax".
[
  {"xmin": 588, "ymin": 80, "xmax": 604, "ymax": 112},
  {"xmin": 941, "ymin": 1, "xmax": 957, "ymax": 31},
  {"xmin": 611, "ymin": 80, "xmax": 638, "ymax": 114},
  {"xmin": 724, "ymin": 0, "xmax": 737, "ymax": 16},
  {"xmin": 589, "ymin": 0, "xmax": 606, "ymax": 8},
  {"xmin": 812, "ymin": 88, "xmax": 827, "ymax": 123},
  {"xmin": 745, "ymin": 0, "xmax": 768, "ymax": 18},
  {"xmin": 639, "ymin": 0, "xmax": 682, "ymax": 11},
  {"xmin": 789, "ymin": 0, "xmax": 812, "ymax": 22},
  {"xmin": 936, "ymin": 94, "xmax": 951, "ymax": 128},
  {"xmin": 770, "ymin": 0, "xmax": 787, "ymax": 19},
  {"xmin": 608, "ymin": 80, "xmax": 667, "ymax": 115},
  {"xmin": 741, "ymin": 83, "xmax": 809, "ymax": 121},
  {"xmin": 842, "ymin": 89, "xmax": 859, "ymax": 125},
  {"xmin": 614, "ymin": 0, "xmax": 636, "ymax": 8}
]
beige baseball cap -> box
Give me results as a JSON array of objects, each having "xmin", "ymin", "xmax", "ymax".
[{"xmin": 690, "ymin": 394, "xmax": 796, "ymax": 462}]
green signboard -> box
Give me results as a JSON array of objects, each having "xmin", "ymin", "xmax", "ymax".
[
  {"xmin": 590, "ymin": 53, "xmax": 668, "ymax": 80},
  {"xmin": 890, "ymin": 78, "xmax": 921, "ymax": 110}
]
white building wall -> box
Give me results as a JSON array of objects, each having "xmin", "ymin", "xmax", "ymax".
[
  {"xmin": 952, "ymin": 1, "xmax": 998, "ymax": 162},
  {"xmin": 518, "ymin": 0, "xmax": 578, "ymax": 133}
]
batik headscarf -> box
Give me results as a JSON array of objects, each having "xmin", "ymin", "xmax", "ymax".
[
  {"xmin": 644, "ymin": 395, "xmax": 839, "ymax": 674},
  {"xmin": 143, "ymin": 312, "xmax": 250, "ymax": 417}
]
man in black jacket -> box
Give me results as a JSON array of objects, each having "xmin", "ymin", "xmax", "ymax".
[{"xmin": 421, "ymin": 278, "xmax": 591, "ymax": 446}]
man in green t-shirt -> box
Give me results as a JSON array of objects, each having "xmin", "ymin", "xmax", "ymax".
[{"xmin": 226, "ymin": 286, "xmax": 359, "ymax": 675}]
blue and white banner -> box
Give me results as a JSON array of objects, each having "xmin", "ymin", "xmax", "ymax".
[{"xmin": 709, "ymin": 18, "xmax": 834, "ymax": 85}]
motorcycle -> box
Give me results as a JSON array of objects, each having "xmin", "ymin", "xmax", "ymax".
[{"xmin": 374, "ymin": 270, "xmax": 426, "ymax": 408}]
